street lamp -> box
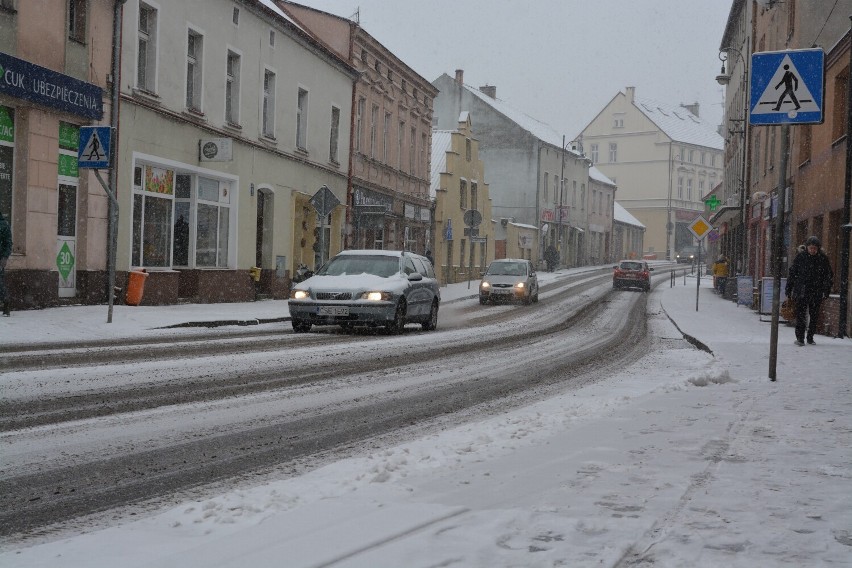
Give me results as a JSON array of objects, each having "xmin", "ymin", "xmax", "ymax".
[{"xmin": 717, "ymin": 45, "xmax": 749, "ymax": 276}]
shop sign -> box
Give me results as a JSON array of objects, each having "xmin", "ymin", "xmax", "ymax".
[
  {"xmin": 0, "ymin": 105, "xmax": 14, "ymax": 143},
  {"xmin": 540, "ymin": 209, "xmax": 555, "ymax": 223},
  {"xmin": 0, "ymin": 52, "xmax": 103, "ymax": 120}
]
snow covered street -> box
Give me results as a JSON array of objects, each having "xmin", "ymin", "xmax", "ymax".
[{"xmin": 2, "ymin": 268, "xmax": 851, "ymax": 567}]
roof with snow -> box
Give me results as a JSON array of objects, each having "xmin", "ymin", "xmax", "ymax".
[
  {"xmin": 614, "ymin": 202, "xmax": 644, "ymax": 228},
  {"xmin": 589, "ymin": 166, "xmax": 615, "ymax": 186},
  {"xmin": 633, "ymin": 96, "xmax": 723, "ymax": 149},
  {"xmin": 458, "ymin": 81, "xmax": 580, "ymax": 155}
]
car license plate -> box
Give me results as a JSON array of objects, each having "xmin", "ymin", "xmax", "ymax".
[
  {"xmin": 493, "ymin": 289, "xmax": 511, "ymax": 294},
  {"xmin": 318, "ymin": 306, "xmax": 349, "ymax": 316}
]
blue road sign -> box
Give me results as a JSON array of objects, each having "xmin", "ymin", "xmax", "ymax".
[
  {"xmin": 750, "ymin": 48, "xmax": 824, "ymax": 125},
  {"xmin": 78, "ymin": 126, "xmax": 112, "ymax": 169}
]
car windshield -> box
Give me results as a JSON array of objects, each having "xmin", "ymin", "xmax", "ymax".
[
  {"xmin": 619, "ymin": 262, "xmax": 644, "ymax": 271},
  {"xmin": 487, "ymin": 262, "xmax": 526, "ymax": 276},
  {"xmin": 316, "ymin": 255, "xmax": 400, "ymax": 278}
]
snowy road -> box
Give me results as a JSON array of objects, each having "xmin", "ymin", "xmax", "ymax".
[{"xmin": 1, "ymin": 270, "xmax": 652, "ymax": 536}]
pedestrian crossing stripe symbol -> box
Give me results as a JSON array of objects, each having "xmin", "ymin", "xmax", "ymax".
[
  {"xmin": 750, "ymin": 48, "xmax": 824, "ymax": 125},
  {"xmin": 77, "ymin": 126, "xmax": 112, "ymax": 169}
]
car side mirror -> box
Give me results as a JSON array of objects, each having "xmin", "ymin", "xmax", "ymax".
[{"xmin": 408, "ymin": 273, "xmax": 423, "ymax": 281}]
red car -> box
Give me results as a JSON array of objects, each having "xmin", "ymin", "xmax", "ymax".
[{"xmin": 613, "ymin": 260, "xmax": 653, "ymax": 292}]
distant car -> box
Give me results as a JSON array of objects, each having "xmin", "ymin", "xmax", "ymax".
[
  {"xmin": 613, "ymin": 259, "xmax": 653, "ymax": 291},
  {"xmin": 288, "ymin": 250, "xmax": 440, "ymax": 333},
  {"xmin": 675, "ymin": 245, "xmax": 700, "ymax": 264},
  {"xmin": 479, "ymin": 259, "xmax": 539, "ymax": 305}
]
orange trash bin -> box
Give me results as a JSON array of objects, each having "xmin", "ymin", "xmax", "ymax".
[{"xmin": 125, "ymin": 269, "xmax": 148, "ymax": 306}]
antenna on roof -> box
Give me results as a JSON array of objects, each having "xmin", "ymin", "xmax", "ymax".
[{"xmin": 350, "ymin": 7, "xmax": 360, "ymax": 23}]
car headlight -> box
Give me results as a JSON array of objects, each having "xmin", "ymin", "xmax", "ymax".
[
  {"xmin": 290, "ymin": 289, "xmax": 309, "ymax": 300},
  {"xmin": 514, "ymin": 282, "xmax": 525, "ymax": 289},
  {"xmin": 480, "ymin": 281, "xmax": 491, "ymax": 289},
  {"xmin": 361, "ymin": 291, "xmax": 393, "ymax": 301}
]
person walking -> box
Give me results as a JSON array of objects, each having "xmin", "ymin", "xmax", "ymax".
[
  {"xmin": 785, "ymin": 236, "xmax": 833, "ymax": 346},
  {"xmin": 0, "ymin": 210, "xmax": 12, "ymax": 316},
  {"xmin": 712, "ymin": 254, "xmax": 729, "ymax": 295}
]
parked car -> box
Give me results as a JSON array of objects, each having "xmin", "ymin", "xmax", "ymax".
[
  {"xmin": 288, "ymin": 250, "xmax": 440, "ymax": 333},
  {"xmin": 479, "ymin": 259, "xmax": 539, "ymax": 305},
  {"xmin": 675, "ymin": 245, "xmax": 700, "ymax": 264},
  {"xmin": 612, "ymin": 259, "xmax": 653, "ymax": 291}
]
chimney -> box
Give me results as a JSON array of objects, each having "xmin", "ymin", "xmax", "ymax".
[
  {"xmin": 625, "ymin": 86, "xmax": 635, "ymax": 103},
  {"xmin": 455, "ymin": 69, "xmax": 464, "ymax": 86},
  {"xmin": 479, "ymin": 85, "xmax": 496, "ymax": 99},
  {"xmin": 681, "ymin": 102, "xmax": 700, "ymax": 117}
]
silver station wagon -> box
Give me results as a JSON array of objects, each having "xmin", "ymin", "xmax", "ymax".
[{"xmin": 288, "ymin": 250, "xmax": 440, "ymax": 334}]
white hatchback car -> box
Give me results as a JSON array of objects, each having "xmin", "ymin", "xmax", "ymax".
[
  {"xmin": 479, "ymin": 258, "xmax": 539, "ymax": 305},
  {"xmin": 288, "ymin": 250, "xmax": 440, "ymax": 333}
]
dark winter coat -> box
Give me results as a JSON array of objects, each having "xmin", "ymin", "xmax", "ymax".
[
  {"xmin": 786, "ymin": 249, "xmax": 833, "ymax": 301},
  {"xmin": 0, "ymin": 212, "xmax": 12, "ymax": 260}
]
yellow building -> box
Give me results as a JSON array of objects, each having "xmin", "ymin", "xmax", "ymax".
[{"xmin": 430, "ymin": 113, "xmax": 494, "ymax": 285}]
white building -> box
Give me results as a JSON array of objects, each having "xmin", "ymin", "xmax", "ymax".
[
  {"xmin": 580, "ymin": 87, "xmax": 723, "ymax": 260},
  {"xmin": 116, "ymin": 0, "xmax": 356, "ymax": 303}
]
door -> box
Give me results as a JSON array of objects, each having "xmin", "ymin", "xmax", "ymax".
[
  {"xmin": 56, "ymin": 183, "xmax": 77, "ymax": 297},
  {"xmin": 255, "ymin": 188, "xmax": 273, "ymax": 268}
]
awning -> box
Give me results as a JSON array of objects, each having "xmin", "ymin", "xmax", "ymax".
[{"xmin": 709, "ymin": 205, "xmax": 740, "ymax": 225}]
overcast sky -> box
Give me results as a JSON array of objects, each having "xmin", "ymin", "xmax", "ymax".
[{"xmin": 295, "ymin": 0, "xmax": 733, "ymax": 140}]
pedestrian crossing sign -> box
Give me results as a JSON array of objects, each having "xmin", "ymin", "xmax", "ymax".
[
  {"xmin": 749, "ymin": 48, "xmax": 824, "ymax": 125},
  {"xmin": 78, "ymin": 126, "xmax": 112, "ymax": 169}
]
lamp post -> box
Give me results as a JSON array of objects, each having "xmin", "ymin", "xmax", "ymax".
[{"xmin": 717, "ymin": 45, "xmax": 750, "ymax": 277}]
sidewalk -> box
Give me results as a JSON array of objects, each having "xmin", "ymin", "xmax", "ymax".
[{"xmin": 2, "ymin": 272, "xmax": 850, "ymax": 566}]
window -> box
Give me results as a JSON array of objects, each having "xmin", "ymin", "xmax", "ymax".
[
  {"xmin": 68, "ymin": 0, "xmax": 86, "ymax": 43},
  {"xmin": 700, "ymin": 152, "xmax": 706, "ymax": 165},
  {"xmin": 370, "ymin": 104, "xmax": 378, "ymax": 158},
  {"xmin": 296, "ymin": 88, "xmax": 308, "ymax": 150},
  {"xmin": 195, "ymin": 176, "xmax": 230, "ymax": 267},
  {"xmin": 0, "ymin": 105, "xmax": 15, "ymax": 225},
  {"xmin": 613, "ymin": 116, "xmax": 624, "ymax": 128},
  {"xmin": 232, "ymin": 6, "xmax": 239, "ymax": 25},
  {"xmin": 471, "ymin": 182, "xmax": 478, "ymax": 210},
  {"xmin": 421, "ymin": 133, "xmax": 427, "ymax": 177},
  {"xmin": 609, "ymin": 143, "xmax": 617, "ymax": 162},
  {"xmin": 581, "ymin": 184, "xmax": 586, "ymax": 211},
  {"xmin": 262, "ymin": 69, "xmax": 275, "ymax": 137},
  {"xmin": 572, "ymin": 180, "xmax": 577, "ymax": 207},
  {"xmin": 225, "ymin": 50, "xmax": 240, "ymax": 125},
  {"xmin": 397, "ymin": 120, "xmax": 405, "ymax": 169},
  {"xmin": 590, "ymin": 143, "xmax": 598, "ymax": 163},
  {"xmin": 186, "ymin": 29, "xmax": 203, "ymax": 111},
  {"xmin": 460, "ymin": 179, "xmax": 467, "ymax": 209},
  {"xmin": 137, "ymin": 3, "xmax": 157, "ymax": 92},
  {"xmin": 383, "ymin": 112, "xmax": 391, "ymax": 162},
  {"xmin": 553, "ymin": 175, "xmax": 559, "ymax": 205},
  {"xmin": 687, "ymin": 178, "xmax": 693, "ymax": 200},
  {"xmin": 800, "ymin": 124, "xmax": 812, "ymax": 163},
  {"xmin": 677, "ymin": 176, "xmax": 684, "ymax": 199},
  {"xmin": 699, "ymin": 179, "xmax": 705, "ymax": 200},
  {"xmin": 465, "ymin": 138, "xmax": 471, "ymax": 161},
  {"xmin": 689, "ymin": 149, "xmax": 695, "ymax": 162},
  {"xmin": 543, "ymin": 172, "xmax": 549, "ymax": 202},
  {"xmin": 329, "ymin": 106, "xmax": 340, "ymax": 163},
  {"xmin": 268, "ymin": 29, "xmax": 275, "ymax": 47},
  {"xmin": 592, "ymin": 189, "xmax": 597, "ymax": 213},
  {"xmin": 834, "ymin": 69, "xmax": 849, "ymax": 141},
  {"xmin": 409, "ymin": 126, "xmax": 416, "ymax": 174},
  {"xmin": 355, "ymin": 98, "xmax": 365, "ymax": 152}
]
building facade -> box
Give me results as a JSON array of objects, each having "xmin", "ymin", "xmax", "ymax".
[
  {"xmin": 580, "ymin": 87, "xmax": 724, "ymax": 261},
  {"xmin": 430, "ymin": 112, "xmax": 494, "ymax": 285},
  {"xmin": 611, "ymin": 202, "xmax": 646, "ymax": 261},
  {"xmin": 1, "ymin": 0, "xmax": 114, "ymax": 309},
  {"xmin": 280, "ymin": 2, "xmax": 437, "ymax": 255},
  {"xmin": 115, "ymin": 0, "xmax": 356, "ymax": 304},
  {"xmin": 587, "ymin": 166, "xmax": 616, "ymax": 265},
  {"xmin": 432, "ymin": 70, "xmax": 590, "ymax": 270}
]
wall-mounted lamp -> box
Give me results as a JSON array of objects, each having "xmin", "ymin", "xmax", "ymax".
[
  {"xmin": 716, "ymin": 54, "xmax": 731, "ymax": 86},
  {"xmin": 250, "ymin": 183, "xmax": 255, "ymax": 197}
]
